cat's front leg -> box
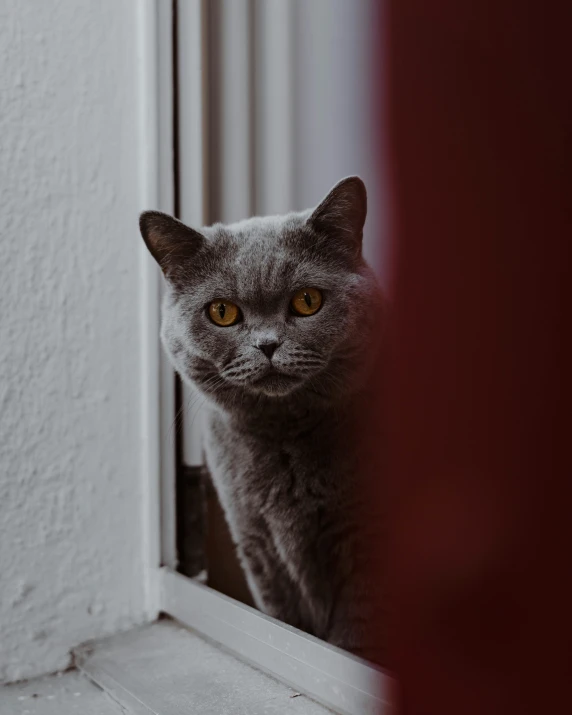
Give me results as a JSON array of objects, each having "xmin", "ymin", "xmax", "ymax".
[
  {"xmin": 272, "ymin": 510, "xmax": 369, "ymax": 649},
  {"xmin": 236, "ymin": 524, "xmax": 312, "ymax": 632},
  {"xmin": 326, "ymin": 579, "xmax": 385, "ymax": 664}
]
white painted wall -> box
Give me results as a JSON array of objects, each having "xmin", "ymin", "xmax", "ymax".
[{"xmin": 0, "ymin": 0, "xmax": 151, "ymax": 683}]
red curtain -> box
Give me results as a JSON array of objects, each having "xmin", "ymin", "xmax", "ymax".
[{"xmin": 378, "ymin": 1, "xmax": 572, "ymax": 712}]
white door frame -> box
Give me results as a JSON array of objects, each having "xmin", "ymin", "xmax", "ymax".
[{"xmin": 139, "ymin": 2, "xmax": 393, "ymax": 713}]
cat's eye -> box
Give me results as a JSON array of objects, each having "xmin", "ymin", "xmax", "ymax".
[
  {"xmin": 208, "ymin": 300, "xmax": 241, "ymax": 326},
  {"xmin": 290, "ymin": 288, "xmax": 323, "ymax": 316}
]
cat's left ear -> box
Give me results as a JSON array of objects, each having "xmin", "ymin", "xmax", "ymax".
[
  {"xmin": 307, "ymin": 176, "xmax": 367, "ymax": 256},
  {"xmin": 139, "ymin": 210, "xmax": 205, "ymax": 279}
]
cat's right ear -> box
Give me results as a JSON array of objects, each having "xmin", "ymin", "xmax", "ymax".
[{"xmin": 139, "ymin": 211, "xmax": 205, "ymax": 277}]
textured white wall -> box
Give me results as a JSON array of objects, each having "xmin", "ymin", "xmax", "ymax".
[{"xmin": 0, "ymin": 0, "xmax": 149, "ymax": 683}]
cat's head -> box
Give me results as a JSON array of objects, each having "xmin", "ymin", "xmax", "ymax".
[{"xmin": 140, "ymin": 177, "xmax": 383, "ymax": 411}]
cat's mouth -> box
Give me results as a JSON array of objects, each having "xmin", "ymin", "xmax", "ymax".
[{"xmin": 250, "ymin": 370, "xmax": 302, "ymax": 397}]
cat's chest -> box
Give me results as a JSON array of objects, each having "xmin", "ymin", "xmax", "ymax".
[{"xmin": 203, "ymin": 408, "xmax": 343, "ymax": 513}]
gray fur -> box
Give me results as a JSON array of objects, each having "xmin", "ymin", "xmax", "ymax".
[{"xmin": 140, "ymin": 177, "xmax": 384, "ymax": 659}]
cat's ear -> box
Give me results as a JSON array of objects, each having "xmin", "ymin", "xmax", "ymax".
[
  {"xmin": 139, "ymin": 211, "xmax": 205, "ymax": 276},
  {"xmin": 307, "ymin": 176, "xmax": 367, "ymax": 255}
]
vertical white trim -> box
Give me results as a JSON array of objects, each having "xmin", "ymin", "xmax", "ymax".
[
  {"xmin": 178, "ymin": 0, "xmax": 206, "ymax": 229},
  {"xmin": 178, "ymin": 0, "xmax": 208, "ymax": 468},
  {"xmin": 137, "ymin": 0, "xmax": 178, "ymax": 607},
  {"xmin": 137, "ymin": 0, "xmax": 162, "ymax": 618},
  {"xmin": 254, "ymin": 0, "xmax": 294, "ymax": 215},
  {"xmin": 218, "ymin": 0, "xmax": 253, "ymax": 222},
  {"xmin": 156, "ymin": 0, "xmax": 178, "ymax": 571}
]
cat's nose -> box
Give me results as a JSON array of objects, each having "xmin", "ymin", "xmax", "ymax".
[{"xmin": 257, "ymin": 341, "xmax": 280, "ymax": 360}]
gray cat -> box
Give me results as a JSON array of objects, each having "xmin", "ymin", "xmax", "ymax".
[{"xmin": 140, "ymin": 177, "xmax": 385, "ymax": 660}]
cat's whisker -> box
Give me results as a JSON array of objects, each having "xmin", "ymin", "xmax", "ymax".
[{"xmin": 164, "ymin": 384, "xmax": 207, "ymax": 449}]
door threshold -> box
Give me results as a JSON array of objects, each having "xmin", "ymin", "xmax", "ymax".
[{"xmin": 75, "ymin": 620, "xmax": 334, "ymax": 714}]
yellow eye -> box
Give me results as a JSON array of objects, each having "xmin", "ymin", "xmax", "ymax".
[
  {"xmin": 208, "ymin": 300, "xmax": 241, "ymax": 326},
  {"xmin": 290, "ymin": 288, "xmax": 323, "ymax": 316}
]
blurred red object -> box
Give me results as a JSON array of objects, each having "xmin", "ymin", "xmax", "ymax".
[{"xmin": 375, "ymin": 1, "xmax": 572, "ymax": 713}]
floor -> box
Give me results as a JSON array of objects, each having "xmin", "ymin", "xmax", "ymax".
[
  {"xmin": 0, "ymin": 621, "xmax": 332, "ymax": 714},
  {"xmin": 0, "ymin": 671, "xmax": 124, "ymax": 715}
]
